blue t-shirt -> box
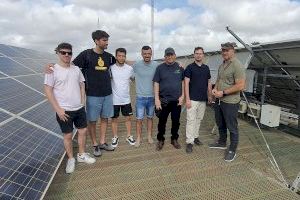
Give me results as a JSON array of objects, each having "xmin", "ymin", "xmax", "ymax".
[
  {"xmin": 184, "ymin": 62, "xmax": 211, "ymax": 101},
  {"xmin": 153, "ymin": 62, "xmax": 184, "ymax": 101},
  {"xmin": 133, "ymin": 60, "xmax": 158, "ymax": 97}
]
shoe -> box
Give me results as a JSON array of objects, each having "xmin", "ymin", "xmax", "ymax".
[
  {"xmin": 148, "ymin": 136, "xmax": 154, "ymax": 144},
  {"xmin": 194, "ymin": 138, "xmax": 203, "ymax": 146},
  {"xmin": 224, "ymin": 150, "xmax": 236, "ymax": 162},
  {"xmin": 156, "ymin": 141, "xmax": 164, "ymax": 151},
  {"xmin": 99, "ymin": 143, "xmax": 115, "ymax": 151},
  {"xmin": 126, "ymin": 135, "xmax": 136, "ymax": 146},
  {"xmin": 77, "ymin": 153, "xmax": 96, "ymax": 164},
  {"xmin": 111, "ymin": 136, "xmax": 119, "ymax": 148},
  {"xmin": 65, "ymin": 158, "xmax": 75, "ymax": 174},
  {"xmin": 186, "ymin": 143, "xmax": 193, "ymax": 154},
  {"xmin": 208, "ymin": 142, "xmax": 226, "ymax": 149},
  {"xmin": 171, "ymin": 140, "xmax": 181, "ymax": 149},
  {"xmin": 93, "ymin": 145, "xmax": 102, "ymax": 157}
]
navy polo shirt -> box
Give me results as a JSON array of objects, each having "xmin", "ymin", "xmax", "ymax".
[
  {"xmin": 153, "ymin": 62, "xmax": 184, "ymax": 101},
  {"xmin": 184, "ymin": 62, "xmax": 211, "ymax": 101}
]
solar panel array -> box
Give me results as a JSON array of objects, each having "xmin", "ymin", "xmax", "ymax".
[{"xmin": 0, "ymin": 44, "xmax": 65, "ymax": 200}]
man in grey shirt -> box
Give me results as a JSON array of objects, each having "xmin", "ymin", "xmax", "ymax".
[{"xmin": 133, "ymin": 46, "xmax": 158, "ymax": 147}]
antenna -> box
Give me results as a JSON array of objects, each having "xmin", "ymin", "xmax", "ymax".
[{"xmin": 151, "ymin": 0, "xmax": 154, "ymax": 58}]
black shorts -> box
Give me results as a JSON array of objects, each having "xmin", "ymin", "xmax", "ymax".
[
  {"xmin": 56, "ymin": 107, "xmax": 87, "ymax": 133},
  {"xmin": 112, "ymin": 103, "xmax": 133, "ymax": 118}
]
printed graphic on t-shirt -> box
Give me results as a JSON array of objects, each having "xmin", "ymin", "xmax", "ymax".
[
  {"xmin": 95, "ymin": 57, "xmax": 107, "ymax": 71},
  {"xmin": 174, "ymin": 69, "xmax": 181, "ymax": 74}
]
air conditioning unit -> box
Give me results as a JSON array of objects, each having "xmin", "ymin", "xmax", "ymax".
[
  {"xmin": 260, "ymin": 104, "xmax": 281, "ymax": 127},
  {"xmin": 247, "ymin": 103, "xmax": 261, "ymax": 119},
  {"xmin": 238, "ymin": 100, "xmax": 247, "ymax": 114}
]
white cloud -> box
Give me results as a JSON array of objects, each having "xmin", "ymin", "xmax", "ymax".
[{"xmin": 0, "ymin": 0, "xmax": 300, "ymax": 60}]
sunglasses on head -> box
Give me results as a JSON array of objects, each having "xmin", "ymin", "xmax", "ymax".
[{"xmin": 59, "ymin": 50, "xmax": 72, "ymax": 56}]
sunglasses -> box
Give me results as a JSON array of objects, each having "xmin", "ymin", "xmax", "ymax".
[{"xmin": 59, "ymin": 50, "xmax": 73, "ymax": 56}]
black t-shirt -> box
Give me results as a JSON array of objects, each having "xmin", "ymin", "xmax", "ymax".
[
  {"xmin": 73, "ymin": 49, "xmax": 116, "ymax": 97},
  {"xmin": 153, "ymin": 62, "xmax": 184, "ymax": 101},
  {"xmin": 184, "ymin": 62, "xmax": 211, "ymax": 101}
]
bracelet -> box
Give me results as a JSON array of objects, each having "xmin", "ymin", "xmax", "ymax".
[{"xmin": 222, "ymin": 91, "xmax": 227, "ymax": 97}]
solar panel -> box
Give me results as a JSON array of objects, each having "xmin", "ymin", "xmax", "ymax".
[
  {"xmin": 0, "ymin": 111, "xmax": 11, "ymax": 123},
  {"xmin": 12, "ymin": 58, "xmax": 45, "ymax": 73},
  {"xmin": 0, "ymin": 44, "xmax": 64, "ymax": 199},
  {"xmin": 0, "ymin": 44, "xmax": 27, "ymax": 58},
  {"xmin": 0, "ymin": 57, "xmax": 35, "ymax": 76},
  {"xmin": 0, "ymin": 119, "xmax": 64, "ymax": 200},
  {"xmin": 21, "ymin": 101, "xmax": 62, "ymax": 135},
  {"xmin": 15, "ymin": 74, "xmax": 44, "ymax": 93},
  {"xmin": 0, "ymin": 78, "xmax": 45, "ymax": 114}
]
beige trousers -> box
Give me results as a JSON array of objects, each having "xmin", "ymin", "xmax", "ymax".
[{"xmin": 185, "ymin": 100, "xmax": 206, "ymax": 144}]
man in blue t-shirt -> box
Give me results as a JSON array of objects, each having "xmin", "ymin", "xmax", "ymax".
[
  {"xmin": 133, "ymin": 46, "xmax": 158, "ymax": 147},
  {"xmin": 184, "ymin": 47, "xmax": 212, "ymax": 154},
  {"xmin": 153, "ymin": 47, "xmax": 184, "ymax": 151}
]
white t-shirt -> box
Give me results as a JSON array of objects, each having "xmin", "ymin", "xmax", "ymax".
[
  {"xmin": 111, "ymin": 63, "xmax": 134, "ymax": 105},
  {"xmin": 44, "ymin": 64, "xmax": 85, "ymax": 111}
]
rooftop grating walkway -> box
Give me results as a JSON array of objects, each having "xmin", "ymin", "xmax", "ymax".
[{"xmin": 45, "ymin": 93, "xmax": 300, "ymax": 199}]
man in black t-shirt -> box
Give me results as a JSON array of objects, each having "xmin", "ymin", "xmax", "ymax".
[
  {"xmin": 72, "ymin": 30, "xmax": 116, "ymax": 156},
  {"xmin": 153, "ymin": 47, "xmax": 184, "ymax": 151},
  {"xmin": 184, "ymin": 47, "xmax": 212, "ymax": 154}
]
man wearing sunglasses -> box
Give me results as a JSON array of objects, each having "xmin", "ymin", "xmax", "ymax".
[
  {"xmin": 209, "ymin": 42, "xmax": 246, "ymax": 162},
  {"xmin": 44, "ymin": 43, "xmax": 96, "ymax": 173},
  {"xmin": 45, "ymin": 30, "xmax": 116, "ymax": 157}
]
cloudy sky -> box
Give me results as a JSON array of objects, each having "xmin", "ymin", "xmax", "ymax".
[{"xmin": 1, "ymin": 0, "xmax": 300, "ymax": 60}]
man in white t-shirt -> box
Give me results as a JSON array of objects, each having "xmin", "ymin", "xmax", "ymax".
[
  {"xmin": 44, "ymin": 43, "xmax": 95, "ymax": 174},
  {"xmin": 110, "ymin": 48, "xmax": 135, "ymax": 147}
]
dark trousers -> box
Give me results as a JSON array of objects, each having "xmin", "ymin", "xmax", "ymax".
[
  {"xmin": 157, "ymin": 101, "xmax": 181, "ymax": 141},
  {"xmin": 214, "ymin": 101, "xmax": 239, "ymax": 151}
]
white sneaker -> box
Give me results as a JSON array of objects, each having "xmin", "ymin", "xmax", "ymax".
[
  {"xmin": 111, "ymin": 136, "xmax": 119, "ymax": 148},
  {"xmin": 66, "ymin": 158, "xmax": 75, "ymax": 174},
  {"xmin": 77, "ymin": 153, "xmax": 96, "ymax": 164},
  {"xmin": 126, "ymin": 135, "xmax": 136, "ymax": 146}
]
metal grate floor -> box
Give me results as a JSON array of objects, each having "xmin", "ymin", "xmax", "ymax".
[{"xmin": 44, "ymin": 106, "xmax": 300, "ymax": 200}]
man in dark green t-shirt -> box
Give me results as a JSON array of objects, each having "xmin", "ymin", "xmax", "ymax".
[{"xmin": 209, "ymin": 42, "xmax": 246, "ymax": 162}]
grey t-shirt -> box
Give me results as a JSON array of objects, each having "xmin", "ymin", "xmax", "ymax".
[{"xmin": 133, "ymin": 60, "xmax": 158, "ymax": 97}]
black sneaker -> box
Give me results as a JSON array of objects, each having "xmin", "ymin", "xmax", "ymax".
[
  {"xmin": 99, "ymin": 143, "xmax": 115, "ymax": 151},
  {"xmin": 208, "ymin": 142, "xmax": 226, "ymax": 149},
  {"xmin": 186, "ymin": 143, "xmax": 193, "ymax": 154},
  {"xmin": 194, "ymin": 138, "xmax": 203, "ymax": 146},
  {"xmin": 93, "ymin": 145, "xmax": 102, "ymax": 157},
  {"xmin": 224, "ymin": 150, "xmax": 236, "ymax": 162}
]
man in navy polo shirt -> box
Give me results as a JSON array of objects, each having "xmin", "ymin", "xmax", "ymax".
[
  {"xmin": 153, "ymin": 47, "xmax": 184, "ymax": 151},
  {"xmin": 184, "ymin": 47, "xmax": 212, "ymax": 153}
]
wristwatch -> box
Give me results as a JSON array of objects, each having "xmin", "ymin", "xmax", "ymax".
[{"xmin": 222, "ymin": 90, "xmax": 227, "ymax": 97}]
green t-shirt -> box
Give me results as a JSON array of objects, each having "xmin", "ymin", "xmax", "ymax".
[{"xmin": 216, "ymin": 57, "xmax": 245, "ymax": 104}]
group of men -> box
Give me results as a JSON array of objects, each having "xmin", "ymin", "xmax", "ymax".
[{"xmin": 44, "ymin": 30, "xmax": 245, "ymax": 173}]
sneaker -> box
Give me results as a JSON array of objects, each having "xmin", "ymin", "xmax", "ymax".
[
  {"xmin": 224, "ymin": 150, "xmax": 236, "ymax": 162},
  {"xmin": 186, "ymin": 143, "xmax": 193, "ymax": 154},
  {"xmin": 156, "ymin": 141, "xmax": 164, "ymax": 151},
  {"xmin": 194, "ymin": 138, "xmax": 203, "ymax": 146},
  {"xmin": 77, "ymin": 153, "xmax": 96, "ymax": 164},
  {"xmin": 126, "ymin": 135, "xmax": 136, "ymax": 146},
  {"xmin": 93, "ymin": 145, "xmax": 102, "ymax": 157},
  {"xmin": 65, "ymin": 158, "xmax": 75, "ymax": 174},
  {"xmin": 111, "ymin": 136, "xmax": 119, "ymax": 148},
  {"xmin": 208, "ymin": 142, "xmax": 226, "ymax": 149},
  {"xmin": 99, "ymin": 143, "xmax": 115, "ymax": 151},
  {"xmin": 171, "ymin": 139, "xmax": 181, "ymax": 149}
]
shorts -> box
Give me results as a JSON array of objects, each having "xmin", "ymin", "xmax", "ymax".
[
  {"xmin": 112, "ymin": 103, "xmax": 133, "ymax": 118},
  {"xmin": 86, "ymin": 95, "xmax": 114, "ymax": 121},
  {"xmin": 135, "ymin": 96, "xmax": 155, "ymax": 120},
  {"xmin": 56, "ymin": 107, "xmax": 87, "ymax": 133}
]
